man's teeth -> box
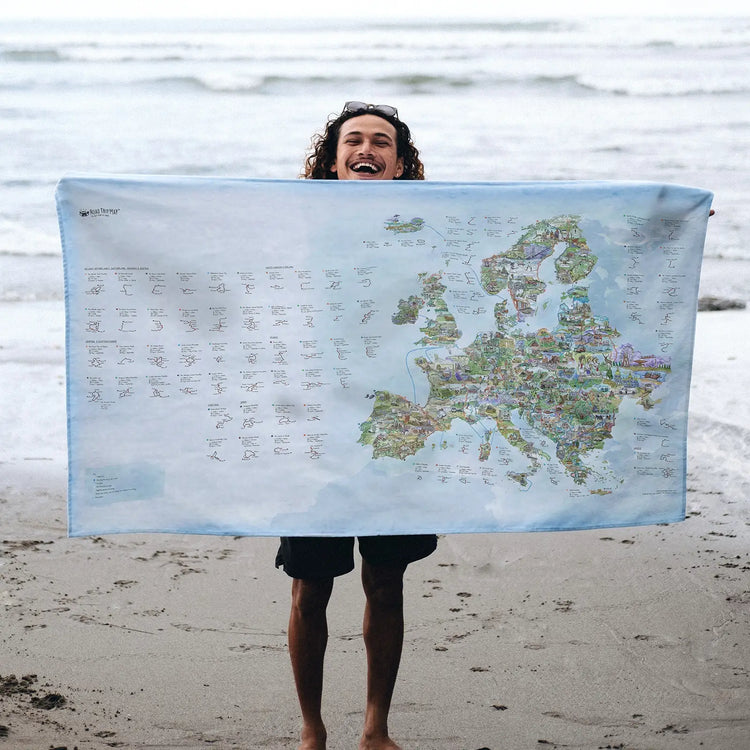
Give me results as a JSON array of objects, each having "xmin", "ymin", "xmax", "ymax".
[{"xmin": 352, "ymin": 162, "xmax": 378, "ymax": 173}]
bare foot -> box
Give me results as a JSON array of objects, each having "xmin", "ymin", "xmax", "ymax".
[
  {"xmin": 359, "ymin": 733, "xmax": 402, "ymax": 750},
  {"xmin": 299, "ymin": 722, "xmax": 327, "ymax": 750}
]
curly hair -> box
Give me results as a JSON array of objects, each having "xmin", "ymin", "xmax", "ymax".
[{"xmin": 302, "ymin": 108, "xmax": 425, "ymax": 181}]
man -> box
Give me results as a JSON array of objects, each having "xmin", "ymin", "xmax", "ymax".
[{"xmin": 275, "ymin": 102, "xmax": 436, "ymax": 750}]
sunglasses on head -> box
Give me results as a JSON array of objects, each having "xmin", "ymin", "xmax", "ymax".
[{"xmin": 342, "ymin": 101, "xmax": 399, "ymax": 119}]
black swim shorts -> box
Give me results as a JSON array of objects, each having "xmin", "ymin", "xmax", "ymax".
[{"xmin": 275, "ymin": 535, "xmax": 438, "ymax": 579}]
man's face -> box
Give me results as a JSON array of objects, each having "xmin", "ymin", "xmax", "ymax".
[{"xmin": 331, "ymin": 114, "xmax": 404, "ymax": 181}]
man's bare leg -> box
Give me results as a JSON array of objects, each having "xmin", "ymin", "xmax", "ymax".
[
  {"xmin": 359, "ymin": 560, "xmax": 406, "ymax": 750},
  {"xmin": 288, "ymin": 576, "xmax": 334, "ymax": 750}
]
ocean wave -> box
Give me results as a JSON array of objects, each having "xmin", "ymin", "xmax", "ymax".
[
  {"xmin": 0, "ymin": 289, "xmax": 64, "ymax": 303},
  {"xmin": 371, "ymin": 20, "xmax": 573, "ymax": 33},
  {"xmin": 131, "ymin": 72, "xmax": 501, "ymax": 95},
  {"xmin": 645, "ymin": 40, "xmax": 677, "ymax": 48},
  {"xmin": 3, "ymin": 60, "xmax": 747, "ymax": 98},
  {"xmin": 144, "ymin": 74, "xmax": 267, "ymax": 93},
  {"xmin": 5, "ymin": 40, "xmax": 749, "ymax": 66},
  {"xmin": 2, "ymin": 47, "xmax": 473, "ymax": 65},
  {"xmin": 0, "ymin": 45, "xmax": 208, "ymax": 65},
  {"xmin": 127, "ymin": 71, "xmax": 750, "ymax": 99},
  {"xmin": 0, "ymin": 178, "xmax": 47, "ymax": 188},
  {"xmin": 3, "ymin": 18, "xmax": 750, "ymax": 67},
  {"xmin": 1, "ymin": 47, "xmax": 65, "ymax": 62},
  {"xmin": 0, "ymin": 249, "xmax": 61, "ymax": 258}
]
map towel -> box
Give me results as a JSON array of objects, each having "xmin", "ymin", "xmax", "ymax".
[{"xmin": 55, "ymin": 176, "xmax": 713, "ymax": 536}]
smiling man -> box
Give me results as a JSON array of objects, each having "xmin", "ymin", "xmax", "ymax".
[
  {"xmin": 276, "ymin": 102, "xmax": 433, "ymax": 750},
  {"xmin": 331, "ymin": 113, "xmax": 404, "ymax": 180},
  {"xmin": 302, "ymin": 101, "xmax": 425, "ymax": 182}
]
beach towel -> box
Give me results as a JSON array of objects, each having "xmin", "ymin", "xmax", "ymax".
[{"xmin": 55, "ymin": 176, "xmax": 712, "ymax": 536}]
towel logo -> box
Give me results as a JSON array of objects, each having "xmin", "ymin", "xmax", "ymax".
[{"xmin": 79, "ymin": 207, "xmax": 120, "ymax": 218}]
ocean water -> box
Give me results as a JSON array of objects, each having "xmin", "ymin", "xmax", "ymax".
[{"xmin": 1, "ymin": 15, "xmax": 749, "ymax": 304}]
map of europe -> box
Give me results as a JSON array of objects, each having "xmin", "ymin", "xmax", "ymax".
[
  {"xmin": 56, "ymin": 177, "xmax": 712, "ymax": 536},
  {"xmin": 360, "ymin": 214, "xmax": 666, "ymax": 491}
]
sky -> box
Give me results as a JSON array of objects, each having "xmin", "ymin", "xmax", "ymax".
[{"xmin": 2, "ymin": 0, "xmax": 746, "ymax": 20}]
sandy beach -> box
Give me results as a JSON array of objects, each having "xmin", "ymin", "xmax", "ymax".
[{"xmin": 0, "ymin": 252, "xmax": 747, "ymax": 749}]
